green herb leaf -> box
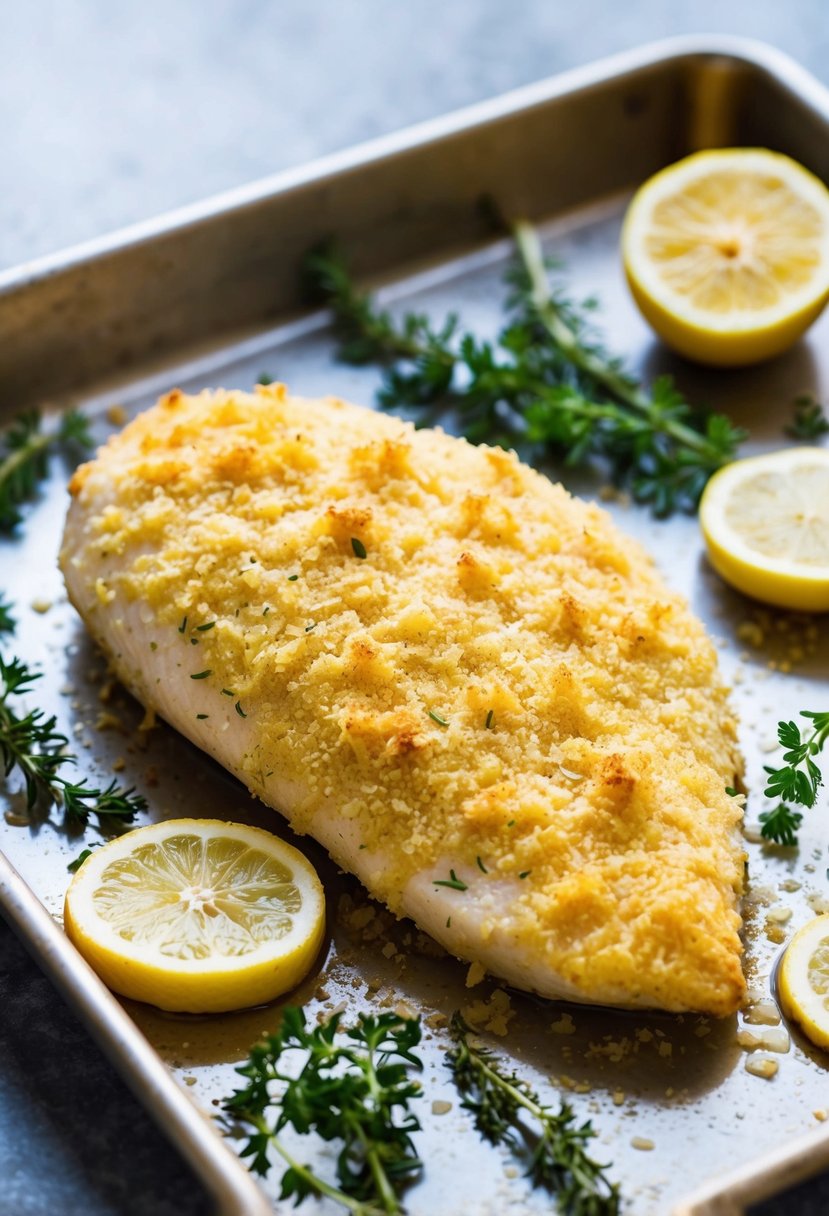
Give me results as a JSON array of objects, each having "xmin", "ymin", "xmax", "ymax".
[
  {"xmin": 351, "ymin": 537, "xmax": 368, "ymax": 559},
  {"xmin": 0, "ymin": 409, "xmax": 93, "ymax": 533},
  {"xmin": 434, "ymin": 869, "xmax": 467, "ymax": 891},
  {"xmin": 428, "ymin": 710, "xmax": 449, "ymax": 727},
  {"xmin": 0, "ymin": 594, "xmax": 16, "ymax": 636},
  {"xmin": 759, "ymin": 804, "xmax": 804, "ymax": 848},
  {"xmin": 759, "ymin": 710, "xmax": 829, "ymax": 845},
  {"xmin": 235, "ymin": 701, "xmax": 247, "ymax": 718},
  {"xmin": 786, "ymin": 394, "xmax": 829, "ymax": 440},
  {"xmin": 67, "ymin": 846, "xmax": 97, "ymax": 873},
  {"xmin": 223, "ymin": 1007, "xmax": 423, "ymax": 1213},
  {"xmin": 0, "ymin": 654, "xmax": 145, "ymax": 830},
  {"xmin": 196, "ymin": 621, "xmax": 216, "ymax": 632},
  {"xmin": 190, "ymin": 670, "xmax": 212, "ymax": 680},
  {"xmin": 447, "ymin": 1013, "xmax": 620, "ymax": 1215}
]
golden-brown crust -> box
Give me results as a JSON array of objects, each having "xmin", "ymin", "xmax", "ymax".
[{"xmin": 61, "ymin": 384, "xmax": 746, "ymax": 1013}]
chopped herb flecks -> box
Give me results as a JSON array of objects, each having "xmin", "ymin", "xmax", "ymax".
[
  {"xmin": 305, "ymin": 623, "xmax": 317, "ymax": 633},
  {"xmin": 67, "ymin": 846, "xmax": 99, "ymax": 873},
  {"xmin": 485, "ymin": 709, "xmax": 494, "ymax": 729},
  {"xmin": 190, "ymin": 670, "xmax": 212, "ymax": 680},
  {"xmin": 235, "ymin": 701, "xmax": 247, "ymax": 718},
  {"xmin": 196, "ymin": 713, "xmax": 209, "ymax": 720},
  {"xmin": 221, "ymin": 688, "xmax": 235, "ymax": 697},
  {"xmin": 351, "ymin": 537, "xmax": 367, "ymax": 559},
  {"xmin": 178, "ymin": 616, "xmax": 188, "ymax": 633},
  {"xmin": 196, "ymin": 621, "xmax": 216, "ymax": 632},
  {"xmin": 428, "ymin": 710, "xmax": 449, "ymax": 727},
  {"xmin": 287, "ymin": 574, "xmax": 299, "ymax": 581},
  {"xmin": 476, "ymin": 856, "xmax": 488, "ymax": 874},
  {"xmin": 519, "ymin": 870, "xmax": 531, "ymax": 879},
  {"xmin": 434, "ymin": 869, "xmax": 468, "ymax": 891}
]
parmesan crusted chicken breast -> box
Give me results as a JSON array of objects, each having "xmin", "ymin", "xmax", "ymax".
[{"xmin": 61, "ymin": 385, "xmax": 745, "ymax": 1015}]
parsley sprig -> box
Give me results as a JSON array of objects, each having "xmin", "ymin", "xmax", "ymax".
[
  {"xmin": 0, "ymin": 409, "xmax": 92, "ymax": 532},
  {"xmin": 447, "ymin": 1013, "xmax": 620, "ymax": 1216},
  {"xmin": 785, "ymin": 394, "xmax": 829, "ymax": 441},
  {"xmin": 0, "ymin": 654, "xmax": 145, "ymax": 830},
  {"xmin": 760, "ymin": 711, "xmax": 829, "ymax": 846},
  {"xmin": 224, "ymin": 1007, "xmax": 423, "ymax": 1215},
  {"xmin": 305, "ymin": 221, "xmax": 744, "ymax": 516},
  {"xmin": 0, "ymin": 594, "xmax": 15, "ymax": 636}
]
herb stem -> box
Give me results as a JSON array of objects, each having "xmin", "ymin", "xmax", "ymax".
[
  {"xmin": 0, "ymin": 428, "xmax": 52, "ymax": 490},
  {"xmin": 252, "ymin": 1115, "xmax": 381, "ymax": 1216},
  {"xmin": 0, "ymin": 409, "xmax": 93, "ymax": 532},
  {"xmin": 512, "ymin": 219, "xmax": 723, "ymax": 463}
]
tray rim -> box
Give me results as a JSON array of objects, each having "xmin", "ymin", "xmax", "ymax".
[
  {"xmin": 3, "ymin": 33, "xmax": 829, "ymax": 1216},
  {"xmin": 2, "ymin": 33, "xmax": 827, "ymax": 299}
]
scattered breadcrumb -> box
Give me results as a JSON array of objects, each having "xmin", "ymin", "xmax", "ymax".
[
  {"xmin": 745, "ymin": 1056, "xmax": 778, "ymax": 1080},
  {"xmin": 465, "ymin": 962, "xmax": 487, "ymax": 988},
  {"xmin": 107, "ymin": 404, "xmax": 128, "ymax": 426},
  {"xmin": 743, "ymin": 999, "xmax": 781, "ymax": 1027},
  {"xmin": 462, "ymin": 989, "xmax": 515, "ymax": 1036}
]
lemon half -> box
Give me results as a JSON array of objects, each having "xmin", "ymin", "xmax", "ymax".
[
  {"xmin": 699, "ymin": 448, "xmax": 829, "ymax": 612},
  {"xmin": 622, "ymin": 148, "xmax": 829, "ymax": 366},
  {"xmin": 779, "ymin": 915, "xmax": 829, "ymax": 1051},
  {"xmin": 64, "ymin": 819, "xmax": 325, "ymax": 1013}
]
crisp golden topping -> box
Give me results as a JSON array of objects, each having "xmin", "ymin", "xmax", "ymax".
[{"xmin": 65, "ymin": 386, "xmax": 745, "ymax": 1013}]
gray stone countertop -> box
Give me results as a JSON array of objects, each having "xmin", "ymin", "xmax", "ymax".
[{"xmin": 2, "ymin": 2, "xmax": 829, "ymax": 1213}]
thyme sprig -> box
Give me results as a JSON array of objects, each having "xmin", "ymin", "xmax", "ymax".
[
  {"xmin": 224, "ymin": 1007, "xmax": 423, "ymax": 1215},
  {"xmin": 760, "ymin": 711, "xmax": 829, "ymax": 846},
  {"xmin": 0, "ymin": 654, "xmax": 145, "ymax": 830},
  {"xmin": 447, "ymin": 1013, "xmax": 620, "ymax": 1216},
  {"xmin": 305, "ymin": 221, "xmax": 744, "ymax": 515},
  {"xmin": 0, "ymin": 409, "xmax": 93, "ymax": 532}
]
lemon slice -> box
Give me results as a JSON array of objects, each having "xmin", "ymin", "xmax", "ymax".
[
  {"xmin": 64, "ymin": 819, "xmax": 325, "ymax": 1013},
  {"xmin": 778, "ymin": 915, "xmax": 829, "ymax": 1050},
  {"xmin": 699, "ymin": 447, "xmax": 829, "ymax": 611},
  {"xmin": 622, "ymin": 148, "xmax": 829, "ymax": 366}
]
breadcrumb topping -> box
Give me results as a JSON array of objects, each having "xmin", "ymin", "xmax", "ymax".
[{"xmin": 63, "ymin": 385, "xmax": 745, "ymax": 1013}]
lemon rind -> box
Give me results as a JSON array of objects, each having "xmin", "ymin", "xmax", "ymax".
[{"xmin": 622, "ymin": 148, "xmax": 829, "ymax": 337}]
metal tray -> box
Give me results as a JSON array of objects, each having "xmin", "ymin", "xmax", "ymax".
[{"xmin": 2, "ymin": 35, "xmax": 829, "ymax": 1216}]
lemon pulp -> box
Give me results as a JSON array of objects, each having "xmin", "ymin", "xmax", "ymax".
[
  {"xmin": 65, "ymin": 819, "xmax": 326, "ymax": 1012},
  {"xmin": 699, "ymin": 448, "xmax": 829, "ymax": 612},
  {"xmin": 779, "ymin": 915, "xmax": 829, "ymax": 1051},
  {"xmin": 622, "ymin": 149, "xmax": 829, "ymax": 366}
]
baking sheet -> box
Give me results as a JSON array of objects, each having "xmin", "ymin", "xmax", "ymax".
[{"xmin": 2, "ymin": 37, "xmax": 829, "ymax": 1216}]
